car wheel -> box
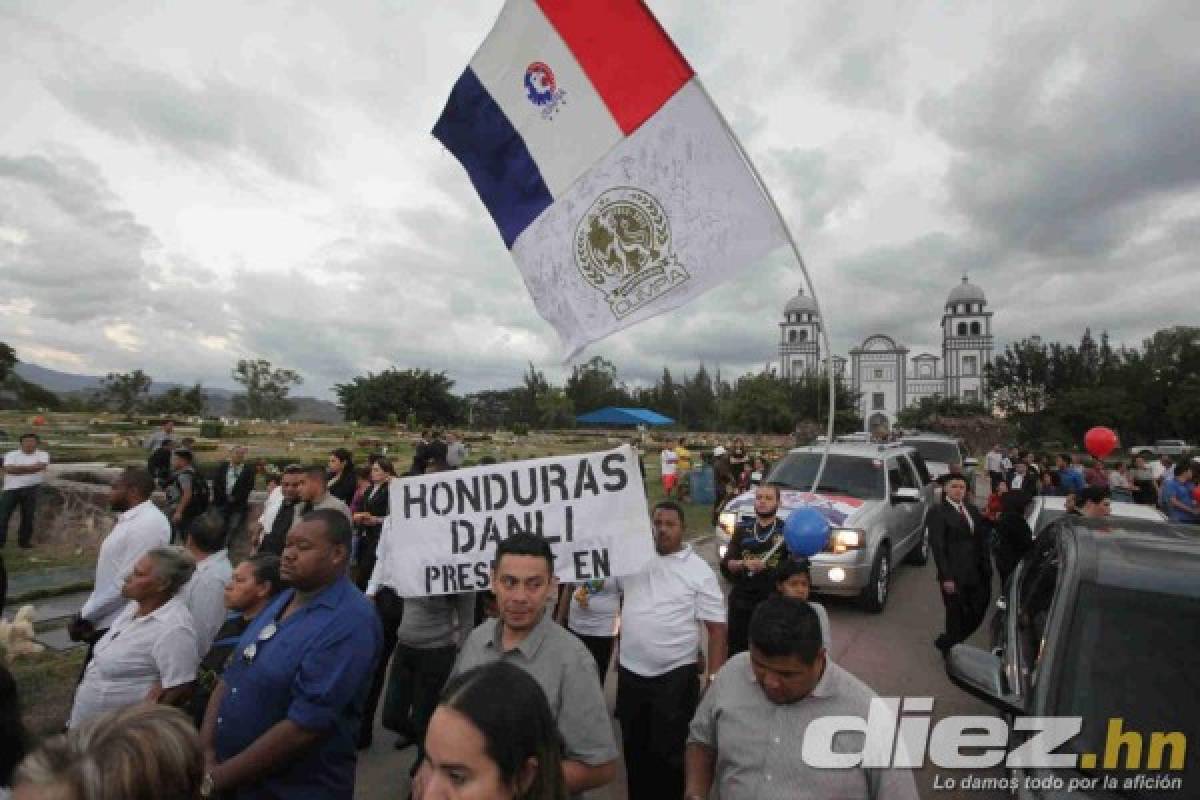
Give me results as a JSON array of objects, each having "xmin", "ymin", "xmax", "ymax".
[
  {"xmin": 860, "ymin": 547, "xmax": 891, "ymax": 613},
  {"xmin": 905, "ymin": 526, "xmax": 930, "ymax": 566}
]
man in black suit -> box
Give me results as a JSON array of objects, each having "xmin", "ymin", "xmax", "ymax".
[
  {"xmin": 929, "ymin": 474, "xmax": 992, "ymax": 655},
  {"xmin": 213, "ymin": 445, "xmax": 255, "ymax": 545}
]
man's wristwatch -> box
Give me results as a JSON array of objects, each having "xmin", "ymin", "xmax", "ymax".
[{"xmin": 200, "ymin": 772, "xmax": 215, "ymax": 798}]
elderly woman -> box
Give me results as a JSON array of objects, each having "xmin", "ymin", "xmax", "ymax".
[{"xmin": 67, "ymin": 546, "xmax": 199, "ymax": 729}]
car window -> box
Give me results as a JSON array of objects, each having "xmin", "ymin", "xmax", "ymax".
[
  {"xmin": 908, "ymin": 452, "xmax": 932, "ymax": 484},
  {"xmin": 1052, "ymin": 582, "xmax": 1200, "ymax": 795},
  {"xmin": 768, "ymin": 454, "xmax": 886, "ymax": 500},
  {"xmin": 900, "ymin": 456, "xmax": 922, "ymax": 489},
  {"xmin": 1015, "ymin": 532, "xmax": 1062, "ymax": 688},
  {"xmin": 902, "ymin": 439, "xmax": 961, "ymax": 465},
  {"xmin": 887, "ymin": 458, "xmax": 918, "ymax": 491},
  {"xmin": 886, "ymin": 460, "xmax": 902, "ymax": 493}
]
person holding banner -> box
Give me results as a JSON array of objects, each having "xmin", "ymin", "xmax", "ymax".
[
  {"xmin": 616, "ymin": 500, "xmax": 727, "ymax": 800},
  {"xmin": 720, "ymin": 484, "xmax": 787, "ymax": 656},
  {"xmin": 441, "ymin": 533, "xmax": 617, "ymax": 796}
]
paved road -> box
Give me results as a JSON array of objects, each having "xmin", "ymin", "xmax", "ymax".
[{"xmin": 355, "ymin": 531, "xmax": 1007, "ymax": 800}]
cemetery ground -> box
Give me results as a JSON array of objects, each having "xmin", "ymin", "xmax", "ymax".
[{"xmin": 3, "ymin": 410, "xmax": 772, "ymax": 738}]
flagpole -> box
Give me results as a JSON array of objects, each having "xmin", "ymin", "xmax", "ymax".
[{"xmin": 694, "ymin": 79, "xmax": 837, "ymax": 497}]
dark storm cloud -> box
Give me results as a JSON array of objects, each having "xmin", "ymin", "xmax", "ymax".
[
  {"xmin": 770, "ymin": 147, "xmax": 870, "ymax": 230},
  {"xmin": 920, "ymin": 1, "xmax": 1200, "ymax": 260},
  {"xmin": 42, "ymin": 54, "xmax": 327, "ymax": 183},
  {"xmin": 0, "ymin": 153, "xmax": 160, "ymax": 322}
]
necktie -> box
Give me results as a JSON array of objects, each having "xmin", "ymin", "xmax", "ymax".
[{"xmin": 958, "ymin": 504, "xmax": 972, "ymax": 531}]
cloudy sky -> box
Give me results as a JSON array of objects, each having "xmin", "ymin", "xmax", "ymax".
[{"xmin": 2, "ymin": 1, "xmax": 1197, "ymax": 399}]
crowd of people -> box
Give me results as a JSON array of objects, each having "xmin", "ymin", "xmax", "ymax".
[
  {"xmin": 657, "ymin": 436, "xmax": 775, "ymax": 526},
  {"xmin": 928, "ymin": 443, "xmax": 1200, "ymax": 662},
  {"xmin": 980, "ymin": 443, "xmax": 1200, "ymax": 523},
  {"xmin": 1, "ymin": 420, "xmax": 926, "ymax": 800},
  {"xmin": 6, "ymin": 419, "xmax": 1197, "ymax": 799}
]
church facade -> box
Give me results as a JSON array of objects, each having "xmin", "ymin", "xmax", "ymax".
[{"xmin": 777, "ymin": 276, "xmax": 994, "ymax": 432}]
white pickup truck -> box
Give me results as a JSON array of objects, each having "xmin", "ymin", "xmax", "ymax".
[{"xmin": 1129, "ymin": 439, "xmax": 1192, "ymax": 457}]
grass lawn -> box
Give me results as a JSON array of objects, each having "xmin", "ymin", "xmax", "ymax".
[
  {"xmin": 5, "ymin": 544, "xmax": 98, "ymax": 576},
  {"xmin": 10, "ymin": 647, "xmax": 85, "ymax": 740}
]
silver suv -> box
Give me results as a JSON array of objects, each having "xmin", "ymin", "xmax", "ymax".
[
  {"xmin": 715, "ymin": 443, "xmax": 936, "ymax": 612},
  {"xmin": 898, "ymin": 433, "xmax": 976, "ymax": 481}
]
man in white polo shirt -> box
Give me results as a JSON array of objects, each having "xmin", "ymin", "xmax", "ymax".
[
  {"xmin": 69, "ymin": 468, "xmax": 172, "ymax": 659},
  {"xmin": 617, "ymin": 499, "xmax": 728, "ymax": 800},
  {"xmin": 0, "ymin": 432, "xmax": 50, "ymax": 549}
]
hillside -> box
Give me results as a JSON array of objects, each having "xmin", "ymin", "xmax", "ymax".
[{"xmin": 12, "ymin": 362, "xmax": 343, "ymax": 423}]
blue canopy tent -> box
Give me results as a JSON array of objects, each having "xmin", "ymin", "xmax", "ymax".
[{"xmin": 575, "ymin": 407, "xmax": 675, "ymax": 427}]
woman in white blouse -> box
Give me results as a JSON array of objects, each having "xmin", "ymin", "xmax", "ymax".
[{"xmin": 67, "ymin": 546, "xmax": 200, "ymax": 729}]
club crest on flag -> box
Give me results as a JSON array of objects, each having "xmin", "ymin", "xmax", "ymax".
[
  {"xmin": 574, "ymin": 187, "xmax": 690, "ymax": 319},
  {"xmin": 524, "ymin": 61, "xmax": 566, "ymax": 119}
]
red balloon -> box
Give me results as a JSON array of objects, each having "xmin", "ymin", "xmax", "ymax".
[{"xmin": 1084, "ymin": 426, "xmax": 1118, "ymax": 460}]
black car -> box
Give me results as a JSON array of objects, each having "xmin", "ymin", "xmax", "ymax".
[{"xmin": 948, "ymin": 518, "xmax": 1199, "ymax": 798}]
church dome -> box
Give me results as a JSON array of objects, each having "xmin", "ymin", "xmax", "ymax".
[
  {"xmin": 946, "ymin": 275, "xmax": 986, "ymax": 307},
  {"xmin": 784, "ymin": 288, "xmax": 817, "ymax": 315}
]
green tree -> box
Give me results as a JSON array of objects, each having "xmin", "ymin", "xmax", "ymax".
[
  {"xmin": 724, "ymin": 372, "xmax": 793, "ymax": 433},
  {"xmin": 680, "ymin": 365, "xmax": 717, "ymax": 430},
  {"xmin": 517, "ymin": 363, "xmax": 551, "ymax": 427},
  {"xmin": 788, "ymin": 373, "xmax": 862, "ymax": 433},
  {"xmin": 334, "ymin": 368, "xmax": 461, "ymax": 426},
  {"xmin": 0, "ymin": 342, "xmax": 15, "ymax": 383},
  {"xmin": 464, "ymin": 388, "xmax": 525, "ymax": 429},
  {"xmin": 231, "ymin": 359, "xmax": 302, "ymax": 420},
  {"xmin": 896, "ymin": 395, "xmax": 990, "ymax": 430},
  {"xmin": 565, "ymin": 356, "xmax": 630, "ymax": 413},
  {"xmin": 1047, "ymin": 386, "xmax": 1140, "ymax": 444},
  {"xmin": 147, "ymin": 384, "xmax": 206, "ymax": 416},
  {"xmin": 100, "ymin": 369, "xmax": 152, "ymax": 417},
  {"xmin": 536, "ymin": 387, "xmax": 575, "ymax": 429},
  {"xmin": 986, "ymin": 337, "xmax": 1051, "ymax": 416}
]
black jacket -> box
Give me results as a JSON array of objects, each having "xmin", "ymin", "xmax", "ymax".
[
  {"xmin": 328, "ymin": 470, "xmax": 358, "ymax": 507},
  {"xmin": 148, "ymin": 447, "xmax": 172, "ymax": 489},
  {"xmin": 928, "ymin": 499, "xmax": 992, "ymax": 586},
  {"xmin": 992, "ymin": 511, "xmax": 1033, "ymax": 582},
  {"xmin": 213, "ymin": 461, "xmax": 255, "ymax": 511},
  {"xmin": 358, "ymin": 482, "xmax": 390, "ymax": 535},
  {"xmin": 719, "ymin": 517, "xmax": 786, "ymax": 605}
]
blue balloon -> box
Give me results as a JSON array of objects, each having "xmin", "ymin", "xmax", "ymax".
[{"xmin": 783, "ymin": 507, "xmax": 831, "ymax": 557}]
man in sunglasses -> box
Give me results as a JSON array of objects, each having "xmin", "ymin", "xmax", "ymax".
[{"xmin": 199, "ymin": 509, "xmax": 383, "ymax": 799}]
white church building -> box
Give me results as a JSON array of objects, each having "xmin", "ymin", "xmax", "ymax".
[{"xmin": 777, "ymin": 276, "xmax": 994, "ymax": 433}]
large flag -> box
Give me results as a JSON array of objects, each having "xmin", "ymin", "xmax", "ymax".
[{"xmin": 433, "ymin": 0, "xmax": 788, "ymax": 359}]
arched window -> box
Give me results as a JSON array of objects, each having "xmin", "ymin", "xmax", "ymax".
[
  {"xmin": 970, "ymin": 322, "xmax": 981, "ymax": 335},
  {"xmin": 798, "ymin": 330, "xmax": 808, "ymax": 342},
  {"xmin": 788, "ymin": 330, "xmax": 797, "ymax": 343},
  {"xmin": 957, "ymin": 323, "xmax": 968, "ymax": 336}
]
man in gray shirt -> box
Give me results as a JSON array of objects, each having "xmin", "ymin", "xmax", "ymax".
[
  {"xmin": 299, "ymin": 465, "xmax": 352, "ymax": 521},
  {"xmin": 686, "ymin": 596, "xmax": 919, "ymax": 800},
  {"xmin": 442, "ymin": 533, "xmax": 617, "ymax": 796}
]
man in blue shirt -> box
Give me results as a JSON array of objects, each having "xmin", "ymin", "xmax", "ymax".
[
  {"xmin": 1162, "ymin": 463, "xmax": 1200, "ymax": 524},
  {"xmin": 1056, "ymin": 453, "xmax": 1086, "ymax": 497},
  {"xmin": 200, "ymin": 509, "xmax": 382, "ymax": 799}
]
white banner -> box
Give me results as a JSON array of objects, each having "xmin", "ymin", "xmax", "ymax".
[{"xmin": 385, "ymin": 445, "xmax": 655, "ymax": 597}]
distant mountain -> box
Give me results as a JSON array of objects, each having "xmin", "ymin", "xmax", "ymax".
[
  {"xmin": 12, "ymin": 362, "xmax": 344, "ymax": 423},
  {"xmin": 12, "ymin": 362, "xmax": 105, "ymax": 393}
]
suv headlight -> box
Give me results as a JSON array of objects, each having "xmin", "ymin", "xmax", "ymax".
[
  {"xmin": 826, "ymin": 528, "xmax": 865, "ymax": 554},
  {"xmin": 717, "ymin": 511, "xmax": 738, "ymax": 536}
]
